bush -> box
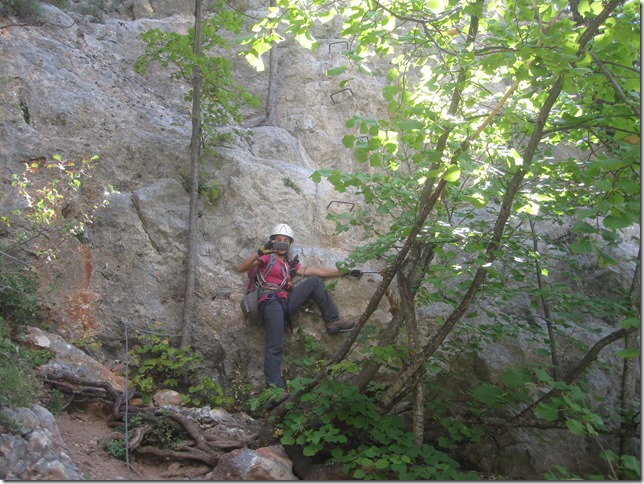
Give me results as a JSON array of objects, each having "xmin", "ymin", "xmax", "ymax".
[
  {"xmin": 0, "ymin": 256, "xmax": 42, "ymax": 329},
  {"xmin": 278, "ymin": 371, "xmax": 478, "ymax": 480},
  {"xmin": 129, "ymin": 334, "xmax": 232, "ymax": 408},
  {"xmin": 0, "ymin": 0, "xmax": 43, "ymax": 21},
  {"xmin": 0, "ymin": 318, "xmax": 45, "ymax": 407}
]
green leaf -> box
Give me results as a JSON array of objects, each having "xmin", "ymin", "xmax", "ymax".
[
  {"xmin": 565, "ymin": 418, "xmax": 585, "ymax": 436},
  {"xmin": 615, "ymin": 348, "xmax": 640, "ymax": 358},
  {"xmin": 383, "ymin": 85, "xmax": 398, "ymax": 101},
  {"xmin": 535, "ymin": 402, "xmax": 559, "ymax": 421},
  {"xmin": 444, "ymin": 165, "xmax": 461, "ymax": 182},
  {"xmin": 295, "ymin": 31, "xmax": 315, "ymax": 50},
  {"xmin": 473, "ymin": 383, "xmax": 503, "ymax": 404},
  {"xmin": 244, "ymin": 52, "xmax": 265, "ymax": 71},
  {"xmin": 326, "ymin": 66, "xmax": 348, "ymax": 76},
  {"xmin": 570, "ymin": 221, "xmax": 596, "ymax": 234},
  {"xmin": 500, "ymin": 368, "xmax": 528, "ymax": 388},
  {"xmin": 355, "ymin": 148, "xmax": 369, "ymax": 163},
  {"xmin": 569, "ymin": 238, "xmax": 594, "ymax": 254},
  {"xmin": 398, "ymin": 119, "xmax": 424, "ymax": 131},
  {"xmin": 620, "ymin": 317, "xmax": 640, "ymax": 329},
  {"xmin": 603, "ymin": 214, "xmax": 636, "ymax": 230},
  {"xmin": 342, "ymin": 135, "xmax": 355, "ymax": 148}
]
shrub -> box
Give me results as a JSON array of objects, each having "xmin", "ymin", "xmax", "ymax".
[
  {"xmin": 129, "ymin": 334, "xmax": 232, "ymax": 408},
  {"xmin": 0, "ymin": 318, "xmax": 45, "ymax": 407}
]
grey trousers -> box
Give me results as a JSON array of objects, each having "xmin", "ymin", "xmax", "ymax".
[{"xmin": 259, "ymin": 276, "xmax": 340, "ymax": 388}]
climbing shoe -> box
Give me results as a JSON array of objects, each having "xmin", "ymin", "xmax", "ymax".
[{"xmin": 326, "ymin": 319, "xmax": 355, "ymax": 335}]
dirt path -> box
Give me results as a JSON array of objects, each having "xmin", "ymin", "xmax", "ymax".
[{"xmin": 55, "ymin": 405, "xmax": 211, "ymax": 480}]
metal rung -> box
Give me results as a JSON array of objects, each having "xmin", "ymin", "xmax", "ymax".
[
  {"xmin": 330, "ymin": 88, "xmax": 354, "ymax": 104},
  {"xmin": 328, "ymin": 40, "xmax": 349, "ymax": 53},
  {"xmin": 327, "ymin": 201, "xmax": 355, "ymax": 212}
]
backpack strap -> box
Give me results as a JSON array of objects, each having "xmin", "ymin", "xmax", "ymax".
[
  {"xmin": 289, "ymin": 255, "xmax": 299, "ymax": 278},
  {"xmin": 255, "ymin": 253, "xmax": 289, "ymax": 296}
]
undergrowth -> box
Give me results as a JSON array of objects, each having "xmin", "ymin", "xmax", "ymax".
[{"xmin": 128, "ymin": 334, "xmax": 233, "ymax": 408}]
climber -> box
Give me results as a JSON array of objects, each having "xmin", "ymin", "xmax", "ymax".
[{"xmin": 237, "ymin": 223, "xmax": 362, "ymax": 391}]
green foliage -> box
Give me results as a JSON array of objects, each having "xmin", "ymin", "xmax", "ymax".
[
  {"xmin": 464, "ymin": 365, "xmax": 641, "ymax": 480},
  {"xmin": 134, "ymin": 1, "xmax": 259, "ymax": 143},
  {"xmin": 279, "ymin": 373, "xmax": 478, "ymax": 480},
  {"xmin": 0, "ymin": 258, "xmax": 41, "ymax": 328},
  {"xmin": 102, "ymin": 438, "xmax": 127, "ymax": 460},
  {"xmin": 199, "ymin": 180, "xmax": 221, "ymax": 206},
  {"xmin": 545, "ymin": 451, "xmax": 641, "ymax": 481},
  {"xmin": 248, "ymin": 384, "xmax": 289, "ymax": 413},
  {"xmin": 283, "ymin": 177, "xmax": 301, "ymax": 194},
  {"xmin": 128, "ymin": 334, "xmax": 231, "ymax": 408},
  {"xmin": 181, "ymin": 174, "xmax": 221, "ymax": 206},
  {"xmin": 105, "ymin": 411, "xmax": 187, "ymax": 460},
  {"xmin": 0, "ymin": 247, "xmax": 52, "ymax": 409},
  {"xmin": 0, "ymin": 320, "xmax": 45, "ymax": 407},
  {"xmin": 230, "ymin": 350, "xmax": 254, "ymax": 412},
  {"xmin": 4, "ymin": 154, "xmax": 114, "ymax": 267},
  {"xmin": 146, "ymin": 414, "xmax": 186, "ymax": 450},
  {"xmin": 44, "ymin": 389, "xmax": 65, "ymax": 416},
  {"xmin": 238, "ymin": 1, "xmax": 642, "ymax": 479},
  {"xmin": 1, "ymin": 0, "xmax": 43, "ymax": 21},
  {"xmin": 0, "ymin": 153, "xmax": 109, "ymax": 413}
]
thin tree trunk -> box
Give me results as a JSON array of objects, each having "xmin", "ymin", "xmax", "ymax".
[
  {"xmin": 256, "ymin": 0, "xmax": 278, "ymax": 127},
  {"xmin": 180, "ymin": 0, "xmax": 203, "ymax": 348},
  {"xmin": 352, "ymin": 244, "xmax": 434, "ymax": 391},
  {"xmin": 398, "ymin": 270, "xmax": 424, "ymax": 446},
  {"xmin": 620, "ymin": 245, "xmax": 640, "ymax": 455},
  {"xmin": 530, "ymin": 219, "xmax": 560, "ymax": 379}
]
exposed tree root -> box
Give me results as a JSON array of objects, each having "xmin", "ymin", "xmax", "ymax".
[{"xmin": 38, "ymin": 369, "xmax": 254, "ymax": 467}]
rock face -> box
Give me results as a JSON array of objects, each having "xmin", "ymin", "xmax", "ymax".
[
  {"xmin": 0, "ymin": 1, "xmax": 390, "ymax": 390},
  {"xmin": 0, "ymin": 405, "xmax": 83, "ymax": 480},
  {"xmin": 0, "ymin": 0, "xmax": 639, "ymax": 480}
]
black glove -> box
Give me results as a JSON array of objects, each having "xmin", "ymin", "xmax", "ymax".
[
  {"xmin": 346, "ymin": 269, "xmax": 363, "ymax": 278},
  {"xmin": 257, "ymin": 240, "xmax": 273, "ymax": 256}
]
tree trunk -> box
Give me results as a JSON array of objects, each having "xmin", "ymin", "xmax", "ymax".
[
  {"xmin": 256, "ymin": 0, "xmax": 278, "ymax": 127},
  {"xmin": 180, "ymin": 0, "xmax": 203, "ymax": 348},
  {"xmin": 620, "ymin": 245, "xmax": 640, "ymax": 455}
]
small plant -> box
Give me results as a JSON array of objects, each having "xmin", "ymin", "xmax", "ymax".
[
  {"xmin": 249, "ymin": 384, "xmax": 290, "ymax": 413},
  {"xmin": 283, "ymin": 177, "xmax": 301, "ymax": 194},
  {"xmin": 229, "ymin": 351, "xmax": 253, "ymax": 412},
  {"xmin": 69, "ymin": 336, "xmax": 105, "ymax": 361},
  {"xmin": 0, "ymin": 258, "xmax": 42, "ymax": 328},
  {"xmin": 103, "ymin": 438, "xmax": 126, "ymax": 460},
  {"xmin": 0, "ymin": 318, "xmax": 45, "ymax": 408},
  {"xmin": 0, "ymin": 352, "xmax": 44, "ymax": 407},
  {"xmin": 147, "ymin": 415, "xmax": 185, "ymax": 450},
  {"xmin": 3, "ymin": 0, "xmax": 43, "ymax": 21},
  {"xmin": 181, "ymin": 174, "xmax": 221, "ymax": 206},
  {"xmin": 199, "ymin": 179, "xmax": 220, "ymax": 206},
  {"xmin": 185, "ymin": 374, "xmax": 230, "ymax": 407},
  {"xmin": 45, "ymin": 389, "xmax": 65, "ymax": 416},
  {"xmin": 128, "ymin": 334, "xmax": 231, "ymax": 408}
]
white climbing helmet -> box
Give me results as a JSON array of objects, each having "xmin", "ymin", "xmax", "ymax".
[{"xmin": 270, "ymin": 223, "xmax": 294, "ymax": 242}]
